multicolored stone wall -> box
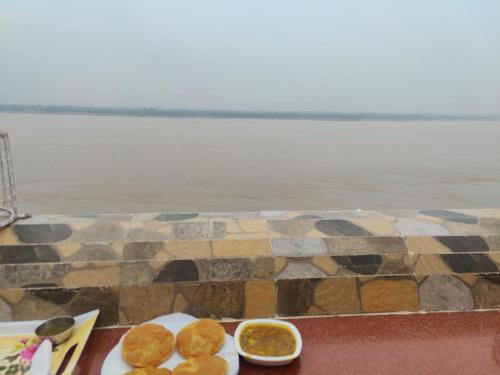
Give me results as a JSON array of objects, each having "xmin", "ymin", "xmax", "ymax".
[{"xmin": 1, "ymin": 209, "xmax": 500, "ymax": 327}]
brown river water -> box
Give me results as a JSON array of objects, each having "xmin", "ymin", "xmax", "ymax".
[{"xmin": 1, "ymin": 113, "xmax": 499, "ymax": 214}]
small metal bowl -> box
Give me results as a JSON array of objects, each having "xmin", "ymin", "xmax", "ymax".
[{"xmin": 35, "ymin": 316, "xmax": 75, "ymax": 345}]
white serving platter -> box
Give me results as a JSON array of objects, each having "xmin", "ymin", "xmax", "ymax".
[{"xmin": 101, "ymin": 313, "xmax": 239, "ymax": 375}]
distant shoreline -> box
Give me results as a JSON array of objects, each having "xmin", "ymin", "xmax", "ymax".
[{"xmin": 1, "ymin": 104, "xmax": 500, "ymax": 122}]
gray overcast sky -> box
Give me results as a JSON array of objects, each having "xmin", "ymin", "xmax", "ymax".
[{"xmin": 1, "ymin": 0, "xmax": 499, "ymax": 113}]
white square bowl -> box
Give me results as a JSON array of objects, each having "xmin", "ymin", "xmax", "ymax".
[{"xmin": 234, "ymin": 319, "xmax": 302, "ymax": 366}]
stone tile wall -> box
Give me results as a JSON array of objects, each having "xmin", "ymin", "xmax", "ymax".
[{"xmin": 1, "ymin": 209, "xmax": 500, "ymax": 326}]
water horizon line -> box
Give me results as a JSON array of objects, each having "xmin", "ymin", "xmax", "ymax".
[{"xmin": 1, "ymin": 104, "xmax": 500, "ymax": 122}]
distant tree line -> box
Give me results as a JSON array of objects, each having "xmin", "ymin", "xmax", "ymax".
[{"xmin": 0, "ymin": 104, "xmax": 499, "ymax": 121}]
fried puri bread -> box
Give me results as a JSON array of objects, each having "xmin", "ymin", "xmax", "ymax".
[
  {"xmin": 124, "ymin": 368, "xmax": 172, "ymax": 375},
  {"xmin": 176, "ymin": 319, "xmax": 225, "ymax": 358},
  {"xmin": 121, "ymin": 323, "xmax": 175, "ymax": 367},
  {"xmin": 173, "ymin": 354, "xmax": 228, "ymax": 375}
]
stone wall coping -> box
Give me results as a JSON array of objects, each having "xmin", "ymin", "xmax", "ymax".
[{"xmin": 1, "ymin": 209, "xmax": 499, "ymax": 326}]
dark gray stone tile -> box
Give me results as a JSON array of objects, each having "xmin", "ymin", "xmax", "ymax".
[
  {"xmin": 267, "ymin": 220, "xmax": 315, "ymax": 236},
  {"xmin": 155, "ymin": 213, "xmax": 199, "ymax": 221},
  {"xmin": 29, "ymin": 288, "xmax": 77, "ymax": 305},
  {"xmin": 436, "ymin": 236, "xmax": 489, "ymax": 253},
  {"xmin": 13, "ymin": 224, "xmax": 72, "ymax": 244},
  {"xmin": 315, "ymin": 220, "xmax": 372, "ymax": 236},
  {"xmin": 334, "ymin": 255, "xmax": 382, "ymax": 275},
  {"xmin": 0, "ymin": 245, "xmax": 60, "ymax": 264},
  {"xmin": 67, "ymin": 287, "xmax": 119, "ymax": 326},
  {"xmin": 440, "ymin": 253, "xmax": 498, "ymax": 273},
  {"xmin": 277, "ymin": 279, "xmax": 315, "ymax": 316},
  {"xmin": 154, "ymin": 260, "xmax": 199, "ymax": 282}
]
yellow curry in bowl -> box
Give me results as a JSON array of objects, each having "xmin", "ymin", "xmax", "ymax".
[{"xmin": 239, "ymin": 323, "xmax": 296, "ymax": 357}]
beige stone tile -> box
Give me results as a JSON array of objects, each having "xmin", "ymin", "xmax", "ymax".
[
  {"xmin": 165, "ymin": 240, "xmax": 211, "ymax": 259},
  {"xmin": 56, "ymin": 242, "xmax": 81, "ymax": 258},
  {"xmin": 111, "ymin": 242, "xmax": 124, "ymax": 258},
  {"xmin": 152, "ymin": 250, "xmax": 172, "ymax": 261},
  {"xmin": 455, "ymin": 274, "xmax": 478, "ymax": 286},
  {"xmin": 238, "ymin": 220, "xmax": 267, "ymax": 233},
  {"xmin": 487, "ymin": 210, "xmax": 500, "ymax": 219},
  {"xmin": 405, "ymin": 236, "xmax": 451, "ymax": 254},
  {"xmin": 351, "ymin": 218, "xmax": 399, "ymax": 236},
  {"xmin": 0, "ymin": 289, "xmax": 25, "ymax": 304},
  {"xmin": 244, "ymin": 281, "xmax": 276, "ymax": 318},
  {"xmin": 274, "ymin": 258, "xmax": 287, "ymax": 274},
  {"xmin": 148, "ymin": 259, "xmax": 168, "ymax": 271},
  {"xmin": 416, "ymin": 275, "xmax": 426, "ymax": 284},
  {"xmin": 307, "ymin": 229, "xmax": 328, "ymax": 238},
  {"xmin": 414, "ymin": 255, "xmax": 452, "ymax": 275},
  {"xmin": 212, "ymin": 240, "xmax": 272, "ymax": 257},
  {"xmin": 224, "ymin": 232, "xmax": 269, "ymax": 240},
  {"xmin": 224, "ymin": 221, "xmax": 241, "ymax": 234},
  {"xmin": 417, "ymin": 215, "xmax": 444, "ymax": 224},
  {"xmin": 70, "ymin": 222, "xmax": 92, "ymax": 231},
  {"xmin": 307, "ymin": 305, "xmax": 323, "ymax": 315},
  {"xmin": 488, "ymin": 252, "xmax": 500, "ymax": 267},
  {"xmin": 311, "ymin": 256, "xmax": 339, "ymax": 275},
  {"xmin": 157, "ymin": 225, "xmax": 173, "ymax": 237},
  {"xmin": 284, "ymin": 211, "xmax": 300, "ymax": 218},
  {"xmin": 0, "ymin": 228, "xmax": 19, "ymax": 245},
  {"xmin": 62, "ymin": 265, "xmax": 120, "ymax": 287}
]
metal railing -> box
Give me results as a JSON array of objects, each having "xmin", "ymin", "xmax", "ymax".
[{"xmin": 0, "ymin": 131, "xmax": 28, "ymax": 227}]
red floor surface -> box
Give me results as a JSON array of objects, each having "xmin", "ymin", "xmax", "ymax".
[{"xmin": 75, "ymin": 311, "xmax": 500, "ymax": 375}]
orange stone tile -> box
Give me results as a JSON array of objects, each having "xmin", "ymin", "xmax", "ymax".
[
  {"xmin": 314, "ymin": 278, "xmax": 361, "ymax": 314},
  {"xmin": 361, "ymin": 279, "xmax": 419, "ymax": 313},
  {"xmin": 244, "ymin": 280, "xmax": 276, "ymax": 318}
]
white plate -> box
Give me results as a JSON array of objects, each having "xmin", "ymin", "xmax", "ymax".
[{"xmin": 101, "ymin": 313, "xmax": 239, "ymax": 375}]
